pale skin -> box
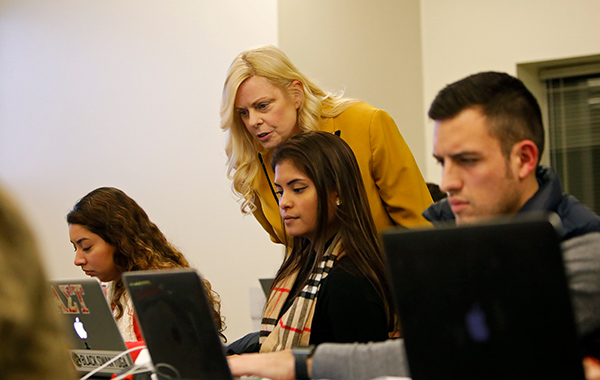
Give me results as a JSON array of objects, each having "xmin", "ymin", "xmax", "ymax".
[{"xmin": 235, "ymin": 76, "xmax": 305, "ymax": 151}]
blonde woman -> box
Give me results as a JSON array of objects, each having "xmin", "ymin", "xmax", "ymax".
[{"xmin": 220, "ymin": 45, "xmax": 432, "ymax": 245}]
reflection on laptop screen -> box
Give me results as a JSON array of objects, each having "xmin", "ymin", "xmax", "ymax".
[
  {"xmin": 123, "ymin": 268, "xmax": 233, "ymax": 380},
  {"xmin": 382, "ymin": 216, "xmax": 585, "ymax": 380}
]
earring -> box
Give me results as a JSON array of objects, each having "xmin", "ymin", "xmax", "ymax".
[{"xmin": 336, "ymin": 198, "xmax": 341, "ymax": 206}]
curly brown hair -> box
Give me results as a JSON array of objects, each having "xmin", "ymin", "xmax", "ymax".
[{"xmin": 67, "ymin": 187, "xmax": 226, "ymax": 340}]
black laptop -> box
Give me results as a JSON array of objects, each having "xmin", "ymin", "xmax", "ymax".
[
  {"xmin": 382, "ymin": 214, "xmax": 585, "ymax": 380},
  {"xmin": 259, "ymin": 277, "xmax": 275, "ymax": 297},
  {"xmin": 123, "ymin": 268, "xmax": 233, "ymax": 380}
]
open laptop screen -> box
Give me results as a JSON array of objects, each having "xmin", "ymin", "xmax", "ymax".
[
  {"xmin": 382, "ymin": 215, "xmax": 585, "ymax": 380},
  {"xmin": 123, "ymin": 268, "xmax": 232, "ymax": 380},
  {"xmin": 49, "ymin": 277, "xmax": 133, "ymax": 377}
]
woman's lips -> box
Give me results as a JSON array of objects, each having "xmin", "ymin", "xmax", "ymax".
[
  {"xmin": 283, "ymin": 215, "xmax": 298, "ymax": 225},
  {"xmin": 257, "ymin": 131, "xmax": 272, "ymax": 142}
]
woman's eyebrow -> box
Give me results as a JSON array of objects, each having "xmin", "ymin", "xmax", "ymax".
[
  {"xmin": 274, "ymin": 178, "xmax": 305, "ymax": 187},
  {"xmin": 72, "ymin": 237, "xmax": 89, "ymax": 245}
]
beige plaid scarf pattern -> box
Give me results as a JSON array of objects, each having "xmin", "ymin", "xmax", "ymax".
[{"xmin": 259, "ymin": 234, "xmax": 343, "ymax": 352}]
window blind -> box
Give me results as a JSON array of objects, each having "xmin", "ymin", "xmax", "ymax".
[{"xmin": 546, "ymin": 74, "xmax": 600, "ymax": 214}]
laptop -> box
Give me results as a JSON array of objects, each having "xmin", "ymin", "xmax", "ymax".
[
  {"xmin": 382, "ymin": 214, "xmax": 585, "ymax": 380},
  {"xmin": 49, "ymin": 277, "xmax": 134, "ymax": 377},
  {"xmin": 123, "ymin": 268, "xmax": 233, "ymax": 380},
  {"xmin": 259, "ymin": 277, "xmax": 275, "ymax": 297}
]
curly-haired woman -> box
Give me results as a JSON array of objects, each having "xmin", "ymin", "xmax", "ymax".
[{"xmin": 67, "ymin": 187, "xmax": 226, "ymax": 342}]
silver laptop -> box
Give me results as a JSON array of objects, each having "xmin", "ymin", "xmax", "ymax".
[
  {"xmin": 123, "ymin": 268, "xmax": 233, "ymax": 380},
  {"xmin": 49, "ymin": 277, "xmax": 133, "ymax": 377},
  {"xmin": 382, "ymin": 214, "xmax": 585, "ymax": 380}
]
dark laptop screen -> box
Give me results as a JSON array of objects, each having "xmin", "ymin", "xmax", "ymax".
[
  {"xmin": 382, "ymin": 216, "xmax": 585, "ymax": 380},
  {"xmin": 124, "ymin": 269, "xmax": 232, "ymax": 380}
]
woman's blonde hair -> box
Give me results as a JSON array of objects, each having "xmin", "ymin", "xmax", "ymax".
[{"xmin": 220, "ymin": 45, "xmax": 358, "ymax": 213}]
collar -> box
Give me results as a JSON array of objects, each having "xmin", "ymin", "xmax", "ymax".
[{"xmin": 422, "ymin": 166, "xmax": 561, "ymax": 224}]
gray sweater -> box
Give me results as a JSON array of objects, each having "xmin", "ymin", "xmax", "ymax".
[
  {"xmin": 312, "ymin": 339, "xmax": 409, "ymax": 380},
  {"xmin": 311, "ymin": 232, "xmax": 600, "ymax": 380}
]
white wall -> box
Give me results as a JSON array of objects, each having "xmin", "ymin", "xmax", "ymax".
[
  {"xmin": 4, "ymin": 0, "xmax": 600, "ymax": 345},
  {"xmin": 278, "ymin": 0, "xmax": 427, "ymax": 172},
  {"xmin": 421, "ymin": 0, "xmax": 600, "ymax": 184},
  {"xmin": 0, "ymin": 0, "xmax": 282, "ymax": 342}
]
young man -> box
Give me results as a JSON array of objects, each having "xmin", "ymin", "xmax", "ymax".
[
  {"xmin": 227, "ymin": 72, "xmax": 600, "ymax": 380},
  {"xmin": 424, "ymin": 71, "xmax": 600, "ymax": 337}
]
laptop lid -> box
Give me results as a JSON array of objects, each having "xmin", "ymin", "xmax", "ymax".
[
  {"xmin": 382, "ymin": 215, "xmax": 585, "ymax": 380},
  {"xmin": 259, "ymin": 278, "xmax": 274, "ymax": 297},
  {"xmin": 49, "ymin": 277, "xmax": 133, "ymax": 377},
  {"xmin": 123, "ymin": 268, "xmax": 233, "ymax": 380}
]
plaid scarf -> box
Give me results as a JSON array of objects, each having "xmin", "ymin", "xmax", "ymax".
[{"xmin": 259, "ymin": 234, "xmax": 343, "ymax": 352}]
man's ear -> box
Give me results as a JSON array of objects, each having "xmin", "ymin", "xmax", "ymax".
[
  {"xmin": 512, "ymin": 140, "xmax": 539, "ymax": 179},
  {"xmin": 288, "ymin": 80, "xmax": 305, "ymax": 109}
]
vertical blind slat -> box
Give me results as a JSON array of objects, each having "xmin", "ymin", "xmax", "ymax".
[{"xmin": 547, "ymin": 74, "xmax": 600, "ymax": 213}]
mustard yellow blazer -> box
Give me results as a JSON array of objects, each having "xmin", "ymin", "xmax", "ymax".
[{"xmin": 252, "ymin": 102, "xmax": 433, "ymax": 244}]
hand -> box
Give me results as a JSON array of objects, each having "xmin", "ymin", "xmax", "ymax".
[
  {"xmin": 584, "ymin": 356, "xmax": 600, "ymax": 380},
  {"xmin": 227, "ymin": 350, "xmax": 296, "ymax": 380}
]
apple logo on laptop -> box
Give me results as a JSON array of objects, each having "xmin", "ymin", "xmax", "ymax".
[
  {"xmin": 465, "ymin": 302, "xmax": 490, "ymax": 343},
  {"xmin": 74, "ymin": 317, "xmax": 91, "ymax": 349}
]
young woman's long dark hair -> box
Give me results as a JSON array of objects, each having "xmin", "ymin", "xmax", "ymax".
[
  {"xmin": 271, "ymin": 131, "xmax": 395, "ymax": 330},
  {"xmin": 67, "ymin": 187, "xmax": 226, "ymax": 339}
]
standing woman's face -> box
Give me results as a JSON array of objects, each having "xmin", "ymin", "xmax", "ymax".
[
  {"xmin": 235, "ymin": 76, "xmax": 304, "ymax": 151},
  {"xmin": 69, "ymin": 224, "xmax": 121, "ymax": 282}
]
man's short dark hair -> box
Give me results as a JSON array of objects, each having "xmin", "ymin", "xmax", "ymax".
[{"xmin": 428, "ymin": 71, "xmax": 544, "ymax": 158}]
